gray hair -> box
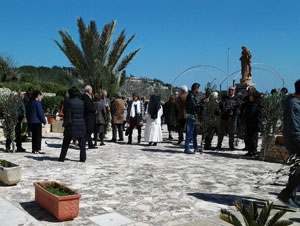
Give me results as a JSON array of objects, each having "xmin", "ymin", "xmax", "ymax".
[
  {"xmin": 210, "ymin": 91, "xmax": 219, "ymax": 100},
  {"xmin": 84, "ymin": 85, "xmax": 92, "ymax": 93},
  {"xmin": 102, "ymin": 90, "xmax": 107, "ymax": 95},
  {"xmin": 181, "ymin": 85, "xmax": 188, "ymax": 92}
]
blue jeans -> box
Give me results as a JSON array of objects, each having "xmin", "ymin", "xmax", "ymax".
[{"xmin": 185, "ymin": 116, "xmax": 198, "ymax": 152}]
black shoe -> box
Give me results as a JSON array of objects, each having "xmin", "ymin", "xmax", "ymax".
[
  {"xmin": 153, "ymin": 143, "xmax": 157, "ymax": 146},
  {"xmin": 138, "ymin": 140, "xmax": 141, "ymax": 144},
  {"xmin": 100, "ymin": 142, "xmax": 105, "ymax": 146},
  {"xmin": 204, "ymin": 146, "xmax": 214, "ymax": 150},
  {"xmin": 36, "ymin": 151, "xmax": 45, "ymax": 154},
  {"xmin": 169, "ymin": 136, "xmax": 173, "ymax": 140},
  {"xmin": 79, "ymin": 160, "xmax": 86, "ymax": 163},
  {"xmin": 214, "ymin": 146, "xmax": 221, "ymax": 150},
  {"xmin": 5, "ymin": 148, "xmax": 11, "ymax": 153},
  {"xmin": 110, "ymin": 139, "xmax": 117, "ymax": 142},
  {"xmin": 118, "ymin": 138, "xmax": 124, "ymax": 142},
  {"xmin": 58, "ymin": 159, "xmax": 64, "ymax": 162},
  {"xmin": 245, "ymin": 152, "xmax": 254, "ymax": 157},
  {"xmin": 177, "ymin": 140, "xmax": 183, "ymax": 145},
  {"xmin": 32, "ymin": 150, "xmax": 37, "ymax": 154},
  {"xmin": 127, "ymin": 141, "xmax": 132, "ymax": 145},
  {"xmin": 88, "ymin": 146, "xmax": 97, "ymax": 149},
  {"xmin": 229, "ymin": 146, "xmax": 235, "ymax": 150},
  {"xmin": 16, "ymin": 147, "xmax": 26, "ymax": 152},
  {"xmin": 149, "ymin": 142, "xmax": 153, "ymax": 146}
]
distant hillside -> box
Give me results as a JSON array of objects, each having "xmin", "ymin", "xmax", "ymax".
[{"xmin": 120, "ymin": 76, "xmax": 174, "ymax": 101}]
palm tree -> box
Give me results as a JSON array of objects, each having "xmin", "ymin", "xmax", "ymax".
[
  {"xmin": 220, "ymin": 200, "xmax": 293, "ymax": 226},
  {"xmin": 53, "ymin": 17, "xmax": 140, "ymax": 97}
]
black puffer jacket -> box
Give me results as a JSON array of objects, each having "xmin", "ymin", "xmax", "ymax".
[
  {"xmin": 63, "ymin": 97, "xmax": 86, "ymax": 139},
  {"xmin": 82, "ymin": 93, "xmax": 96, "ymax": 133}
]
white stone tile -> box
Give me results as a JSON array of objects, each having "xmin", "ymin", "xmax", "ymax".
[{"xmin": 89, "ymin": 213, "xmax": 134, "ymax": 226}]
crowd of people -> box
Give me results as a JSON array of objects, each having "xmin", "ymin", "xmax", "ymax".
[
  {"xmin": 3, "ymin": 78, "xmax": 300, "ymax": 209},
  {"xmin": 2, "ymin": 81, "xmax": 293, "ymax": 161}
]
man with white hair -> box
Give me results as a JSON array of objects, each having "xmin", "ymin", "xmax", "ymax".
[
  {"xmin": 204, "ymin": 91, "xmax": 221, "ymax": 150},
  {"xmin": 82, "ymin": 85, "xmax": 96, "ymax": 149},
  {"xmin": 176, "ymin": 85, "xmax": 188, "ymax": 144}
]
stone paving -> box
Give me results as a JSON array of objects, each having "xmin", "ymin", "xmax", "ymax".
[{"xmin": 0, "ymin": 126, "xmax": 299, "ymax": 225}]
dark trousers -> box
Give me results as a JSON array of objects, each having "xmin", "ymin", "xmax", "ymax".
[
  {"xmin": 204, "ymin": 126, "xmax": 217, "ymax": 147},
  {"xmin": 112, "ymin": 124, "xmax": 124, "ymax": 140},
  {"xmin": 59, "ymin": 136, "xmax": 86, "ymax": 162},
  {"xmin": 217, "ymin": 119, "xmax": 235, "ymax": 147},
  {"xmin": 177, "ymin": 118, "xmax": 186, "ymax": 142},
  {"xmin": 128, "ymin": 126, "xmax": 142, "ymax": 142},
  {"xmin": 85, "ymin": 132, "xmax": 94, "ymax": 148},
  {"xmin": 279, "ymin": 171, "xmax": 300, "ymax": 202},
  {"xmin": 6, "ymin": 120, "xmax": 22, "ymax": 150},
  {"xmin": 246, "ymin": 124, "xmax": 258, "ymax": 154},
  {"xmin": 31, "ymin": 123, "xmax": 42, "ymax": 151}
]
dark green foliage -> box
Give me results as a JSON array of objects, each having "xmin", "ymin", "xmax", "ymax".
[
  {"xmin": 220, "ymin": 201, "xmax": 293, "ymax": 226},
  {"xmin": 53, "ymin": 17, "xmax": 141, "ymax": 97},
  {"xmin": 39, "ymin": 182, "xmax": 77, "ymax": 196},
  {"xmin": 41, "ymin": 96, "xmax": 64, "ymax": 115},
  {"xmin": 0, "ymin": 56, "xmax": 17, "ymax": 82},
  {"xmin": 0, "ymin": 160, "xmax": 13, "ymax": 168},
  {"xmin": 0, "ymin": 93, "xmax": 22, "ymax": 152},
  {"xmin": 260, "ymin": 90, "xmax": 283, "ymax": 137},
  {"xmin": 18, "ymin": 65, "xmax": 79, "ymax": 86}
]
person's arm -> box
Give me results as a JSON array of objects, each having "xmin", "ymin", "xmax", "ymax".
[{"xmin": 37, "ymin": 101, "xmax": 46, "ymax": 124}]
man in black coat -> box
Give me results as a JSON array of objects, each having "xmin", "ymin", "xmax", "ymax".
[
  {"xmin": 216, "ymin": 86, "xmax": 240, "ymax": 150},
  {"xmin": 82, "ymin": 85, "xmax": 96, "ymax": 149},
  {"xmin": 59, "ymin": 86, "xmax": 87, "ymax": 162}
]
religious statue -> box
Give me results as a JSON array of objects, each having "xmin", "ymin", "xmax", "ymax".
[{"xmin": 239, "ymin": 46, "xmax": 253, "ymax": 84}]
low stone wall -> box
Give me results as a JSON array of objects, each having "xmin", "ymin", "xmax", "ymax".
[{"xmin": 260, "ymin": 137, "xmax": 289, "ymax": 164}]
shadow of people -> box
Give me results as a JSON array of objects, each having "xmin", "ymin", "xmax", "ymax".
[
  {"xmin": 19, "ymin": 201, "xmax": 59, "ymax": 223},
  {"xmin": 188, "ymin": 192, "xmax": 292, "ymax": 211},
  {"xmin": 24, "ymin": 156, "xmax": 59, "ymax": 162},
  {"xmin": 140, "ymin": 148, "xmax": 183, "ymax": 154}
]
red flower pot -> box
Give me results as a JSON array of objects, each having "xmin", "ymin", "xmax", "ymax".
[{"xmin": 34, "ymin": 181, "xmax": 81, "ymax": 221}]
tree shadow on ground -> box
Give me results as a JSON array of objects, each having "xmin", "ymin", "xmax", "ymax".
[
  {"xmin": 19, "ymin": 201, "xmax": 59, "ymax": 223},
  {"xmin": 188, "ymin": 193, "xmax": 293, "ymax": 211},
  {"xmin": 140, "ymin": 148, "xmax": 183, "ymax": 154},
  {"xmin": 289, "ymin": 218, "xmax": 300, "ymax": 223}
]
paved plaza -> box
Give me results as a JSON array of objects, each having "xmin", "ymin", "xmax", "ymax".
[{"xmin": 0, "ymin": 126, "xmax": 299, "ymax": 226}]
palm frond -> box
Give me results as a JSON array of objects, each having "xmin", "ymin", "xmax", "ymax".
[
  {"xmin": 99, "ymin": 20, "xmax": 116, "ymax": 64},
  {"xmin": 115, "ymin": 47, "xmax": 141, "ymax": 73},
  {"xmin": 107, "ymin": 29, "xmax": 126, "ymax": 72},
  {"xmin": 219, "ymin": 209, "xmax": 243, "ymax": 226},
  {"xmin": 272, "ymin": 220, "xmax": 294, "ymax": 226}
]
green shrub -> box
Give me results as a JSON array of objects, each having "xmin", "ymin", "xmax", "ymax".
[
  {"xmin": 56, "ymin": 87, "xmax": 69, "ymax": 97},
  {"xmin": 41, "ymin": 96, "xmax": 64, "ymax": 115}
]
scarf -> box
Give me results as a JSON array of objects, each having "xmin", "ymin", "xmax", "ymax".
[{"xmin": 130, "ymin": 101, "xmax": 141, "ymax": 118}]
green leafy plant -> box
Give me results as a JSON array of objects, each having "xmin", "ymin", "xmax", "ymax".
[
  {"xmin": 38, "ymin": 182, "xmax": 77, "ymax": 196},
  {"xmin": 260, "ymin": 91, "xmax": 284, "ymax": 160},
  {"xmin": 198, "ymin": 82, "xmax": 219, "ymax": 148},
  {"xmin": 220, "ymin": 200, "xmax": 293, "ymax": 226},
  {"xmin": 0, "ymin": 93, "xmax": 22, "ymax": 152},
  {"xmin": 41, "ymin": 96, "xmax": 64, "ymax": 115},
  {"xmin": 0, "ymin": 160, "xmax": 13, "ymax": 168},
  {"xmin": 53, "ymin": 17, "xmax": 141, "ymax": 97}
]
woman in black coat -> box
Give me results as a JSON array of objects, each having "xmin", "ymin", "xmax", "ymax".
[{"xmin": 59, "ymin": 86, "xmax": 87, "ymax": 162}]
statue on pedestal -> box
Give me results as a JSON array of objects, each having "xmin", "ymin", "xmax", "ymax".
[{"xmin": 239, "ymin": 46, "xmax": 253, "ymax": 84}]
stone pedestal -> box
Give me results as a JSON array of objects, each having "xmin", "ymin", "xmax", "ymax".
[
  {"xmin": 51, "ymin": 120, "xmax": 64, "ymax": 133},
  {"xmin": 260, "ymin": 136, "xmax": 289, "ymax": 164}
]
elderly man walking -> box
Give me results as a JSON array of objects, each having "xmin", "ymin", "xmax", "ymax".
[
  {"xmin": 111, "ymin": 92, "xmax": 125, "ymax": 142},
  {"xmin": 278, "ymin": 79, "xmax": 300, "ymax": 209},
  {"xmin": 82, "ymin": 85, "xmax": 96, "ymax": 149}
]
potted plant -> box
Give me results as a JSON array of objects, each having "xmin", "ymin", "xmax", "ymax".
[
  {"xmin": 0, "ymin": 159, "xmax": 21, "ymax": 185},
  {"xmin": 34, "ymin": 181, "xmax": 81, "ymax": 221},
  {"xmin": 41, "ymin": 96, "xmax": 64, "ymax": 124}
]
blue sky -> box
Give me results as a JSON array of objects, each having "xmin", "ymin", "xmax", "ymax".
[{"xmin": 1, "ymin": 0, "xmax": 300, "ymax": 92}]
